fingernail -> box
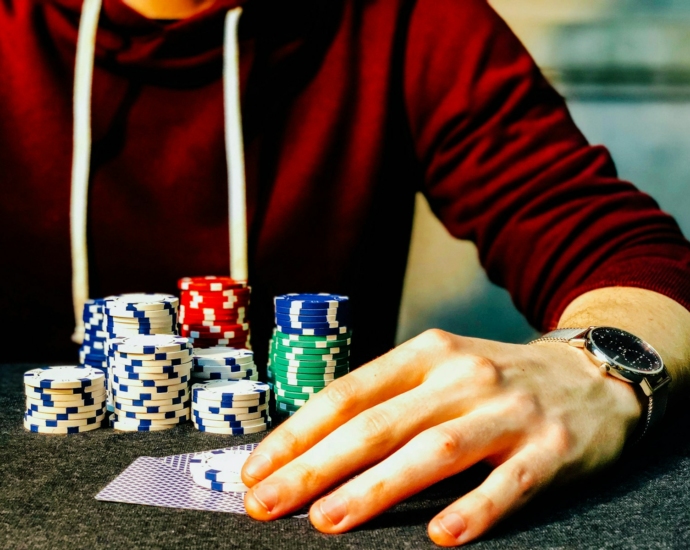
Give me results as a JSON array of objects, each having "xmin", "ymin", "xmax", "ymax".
[
  {"xmin": 244, "ymin": 453, "xmax": 272, "ymax": 481},
  {"xmin": 251, "ymin": 484, "xmax": 278, "ymax": 512},
  {"xmin": 319, "ymin": 495, "xmax": 348, "ymax": 526},
  {"xmin": 438, "ymin": 513, "xmax": 466, "ymax": 539}
]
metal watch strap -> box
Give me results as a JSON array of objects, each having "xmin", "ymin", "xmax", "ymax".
[
  {"xmin": 529, "ymin": 327, "xmax": 671, "ymax": 445},
  {"xmin": 529, "ymin": 328, "xmax": 589, "ymax": 344}
]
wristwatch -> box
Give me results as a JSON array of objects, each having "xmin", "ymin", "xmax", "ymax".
[{"xmin": 530, "ymin": 327, "xmax": 672, "ymax": 444}]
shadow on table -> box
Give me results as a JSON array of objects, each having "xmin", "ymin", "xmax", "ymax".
[{"xmin": 359, "ymin": 417, "xmax": 690, "ymax": 541}]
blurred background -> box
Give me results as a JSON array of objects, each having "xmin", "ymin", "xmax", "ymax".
[{"xmin": 396, "ymin": 0, "xmax": 690, "ymax": 345}]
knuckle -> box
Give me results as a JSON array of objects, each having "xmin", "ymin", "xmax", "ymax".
[
  {"xmin": 324, "ymin": 376, "xmax": 360, "ymax": 413},
  {"xmin": 291, "ymin": 461, "xmax": 323, "ymax": 488},
  {"xmin": 418, "ymin": 328, "xmax": 455, "ymax": 351},
  {"xmin": 356, "ymin": 409, "xmax": 394, "ymax": 449},
  {"xmin": 467, "ymin": 355, "xmax": 501, "ymax": 387},
  {"xmin": 503, "ymin": 463, "xmax": 537, "ymax": 499},
  {"xmin": 503, "ymin": 390, "xmax": 540, "ymax": 422},
  {"xmin": 544, "ymin": 421, "xmax": 573, "ymax": 457},
  {"xmin": 426, "ymin": 426, "xmax": 463, "ymax": 462}
]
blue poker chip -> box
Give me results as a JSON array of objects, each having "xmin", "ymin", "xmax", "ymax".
[
  {"xmin": 115, "ymin": 401, "xmax": 190, "ymax": 414},
  {"xmin": 115, "ymin": 357, "xmax": 188, "ymax": 367},
  {"xmin": 120, "ymin": 364, "xmax": 184, "ymax": 374},
  {"xmin": 192, "ymin": 410, "xmax": 268, "ymax": 422},
  {"xmin": 274, "ymin": 315, "xmax": 347, "ymax": 329},
  {"xmin": 118, "ymin": 395, "xmax": 186, "ymax": 407},
  {"xmin": 114, "ymin": 370, "xmax": 184, "ymax": 381},
  {"xmin": 275, "ymin": 325, "xmax": 350, "ymax": 336},
  {"xmin": 29, "ymin": 397, "xmax": 99, "ymax": 408},
  {"xmin": 110, "ymin": 414, "xmax": 187, "ymax": 427},
  {"xmin": 193, "ymin": 415, "xmax": 269, "ymax": 429},
  {"xmin": 274, "ymin": 307, "xmax": 349, "ymax": 320},
  {"xmin": 113, "ymin": 373, "xmax": 189, "ymax": 387},
  {"xmin": 192, "ymin": 363, "xmax": 246, "ymax": 373},
  {"xmin": 274, "ymin": 293, "xmax": 349, "ymax": 309},
  {"xmin": 191, "ymin": 393, "xmax": 267, "ymax": 406},
  {"xmin": 191, "ymin": 380, "xmax": 269, "ymax": 399}
]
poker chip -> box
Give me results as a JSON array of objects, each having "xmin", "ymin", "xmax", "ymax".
[
  {"xmin": 274, "ymin": 293, "xmax": 349, "ymax": 309},
  {"xmin": 24, "ymin": 366, "xmax": 105, "ymax": 390},
  {"xmin": 270, "ymin": 294, "xmax": 351, "ymax": 414},
  {"xmin": 104, "ymin": 293, "xmax": 179, "ymax": 312},
  {"xmin": 189, "ymin": 449, "xmax": 251, "ymax": 484},
  {"xmin": 22, "ymin": 366, "xmax": 107, "ymax": 435},
  {"xmin": 107, "ymin": 333, "xmax": 191, "ymax": 431},
  {"xmin": 190, "ymin": 380, "xmax": 271, "ymax": 434},
  {"xmin": 178, "ymin": 276, "xmax": 251, "ymax": 349},
  {"xmin": 191, "ymin": 471, "xmax": 250, "ymax": 493},
  {"xmin": 78, "ymin": 300, "xmax": 109, "ymax": 399},
  {"xmin": 23, "ymin": 418, "xmax": 104, "ymax": 434},
  {"xmin": 193, "ymin": 421, "xmax": 271, "ymax": 435}
]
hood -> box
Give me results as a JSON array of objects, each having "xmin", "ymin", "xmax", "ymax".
[{"xmin": 43, "ymin": 0, "xmax": 342, "ymax": 86}]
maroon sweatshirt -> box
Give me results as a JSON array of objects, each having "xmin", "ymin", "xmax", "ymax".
[{"xmin": 2, "ymin": 0, "xmax": 690, "ymax": 366}]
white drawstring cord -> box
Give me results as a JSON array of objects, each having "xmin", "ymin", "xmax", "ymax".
[
  {"xmin": 69, "ymin": 3, "xmax": 248, "ymax": 343},
  {"xmin": 223, "ymin": 8, "xmax": 249, "ymax": 282},
  {"xmin": 70, "ymin": 0, "xmax": 102, "ymax": 344}
]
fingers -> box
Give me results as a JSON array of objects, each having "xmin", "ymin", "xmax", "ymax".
[
  {"xmin": 305, "ymin": 402, "xmax": 524, "ymax": 533},
  {"xmin": 242, "ymin": 333, "xmax": 443, "ymax": 487},
  {"xmin": 428, "ymin": 439, "xmax": 562, "ymax": 547}
]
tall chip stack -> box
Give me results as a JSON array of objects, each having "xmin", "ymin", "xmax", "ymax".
[
  {"xmin": 178, "ymin": 277, "xmax": 251, "ymax": 349},
  {"xmin": 103, "ymin": 293, "xmax": 179, "ymax": 408},
  {"xmin": 108, "ymin": 335, "xmax": 192, "ymax": 431},
  {"xmin": 78, "ymin": 298, "xmax": 109, "ymax": 401},
  {"xmin": 191, "ymin": 347, "xmax": 259, "ymax": 382},
  {"xmin": 23, "ymin": 366, "xmax": 106, "ymax": 434},
  {"xmin": 269, "ymin": 294, "xmax": 352, "ymax": 416},
  {"xmin": 191, "ymin": 380, "xmax": 271, "ymax": 434}
]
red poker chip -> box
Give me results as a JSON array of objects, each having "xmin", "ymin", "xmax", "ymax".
[
  {"xmin": 179, "ymin": 313, "xmax": 247, "ymax": 323},
  {"xmin": 181, "ymin": 322, "xmax": 249, "ymax": 333},
  {"xmin": 179, "ymin": 317, "xmax": 247, "ymax": 328},
  {"xmin": 185, "ymin": 288, "xmax": 251, "ymax": 298},
  {"xmin": 179, "ymin": 300, "xmax": 250, "ymax": 310},
  {"xmin": 177, "ymin": 276, "xmax": 248, "ymax": 291}
]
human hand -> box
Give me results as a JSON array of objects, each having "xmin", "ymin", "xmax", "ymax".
[{"xmin": 241, "ymin": 329, "xmax": 642, "ymax": 546}]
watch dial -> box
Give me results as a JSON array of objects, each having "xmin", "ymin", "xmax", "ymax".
[{"xmin": 589, "ymin": 327, "xmax": 663, "ymax": 374}]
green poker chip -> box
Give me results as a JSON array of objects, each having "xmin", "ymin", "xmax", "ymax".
[
  {"xmin": 272, "ymin": 367, "xmax": 347, "ymax": 380},
  {"xmin": 276, "ymin": 399, "xmax": 301, "ymax": 413},
  {"xmin": 274, "ymin": 380, "xmax": 323, "ymax": 394},
  {"xmin": 274, "ymin": 331, "xmax": 352, "ymax": 346},
  {"xmin": 275, "ymin": 387, "xmax": 319, "ymax": 400},
  {"xmin": 272, "ymin": 348, "xmax": 350, "ymax": 362},
  {"xmin": 271, "ymin": 362, "xmax": 349, "ymax": 375},
  {"xmin": 273, "ymin": 373, "xmax": 335, "ymax": 387},
  {"xmin": 276, "ymin": 395, "xmax": 309, "ymax": 407},
  {"xmin": 271, "ymin": 355, "xmax": 349, "ymax": 369},
  {"xmin": 273, "ymin": 343, "xmax": 350, "ymax": 355}
]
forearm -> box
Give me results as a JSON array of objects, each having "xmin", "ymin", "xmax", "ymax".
[{"xmin": 558, "ymin": 286, "xmax": 690, "ymax": 403}]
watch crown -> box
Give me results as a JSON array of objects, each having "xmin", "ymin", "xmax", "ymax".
[{"xmin": 600, "ymin": 363, "xmax": 610, "ymax": 374}]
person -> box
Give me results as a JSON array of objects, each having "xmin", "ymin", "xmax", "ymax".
[{"xmin": 2, "ymin": 0, "xmax": 690, "ymax": 546}]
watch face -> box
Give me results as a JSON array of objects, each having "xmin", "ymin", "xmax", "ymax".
[{"xmin": 589, "ymin": 327, "xmax": 663, "ymax": 375}]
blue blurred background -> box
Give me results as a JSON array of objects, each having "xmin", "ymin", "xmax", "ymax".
[{"xmin": 396, "ymin": 0, "xmax": 690, "ymax": 345}]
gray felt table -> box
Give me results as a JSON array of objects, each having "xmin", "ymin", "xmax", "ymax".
[{"xmin": 1, "ymin": 363, "xmax": 689, "ymax": 550}]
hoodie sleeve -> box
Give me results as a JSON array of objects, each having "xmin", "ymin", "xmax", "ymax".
[{"xmin": 403, "ymin": 0, "xmax": 690, "ymax": 330}]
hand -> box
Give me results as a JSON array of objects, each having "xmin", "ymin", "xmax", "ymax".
[{"xmin": 241, "ymin": 329, "xmax": 642, "ymax": 546}]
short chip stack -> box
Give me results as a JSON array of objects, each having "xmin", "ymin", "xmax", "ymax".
[
  {"xmin": 191, "ymin": 380, "xmax": 271, "ymax": 434},
  {"xmin": 109, "ymin": 335, "xmax": 192, "ymax": 432},
  {"xmin": 192, "ymin": 347, "xmax": 258, "ymax": 381},
  {"xmin": 23, "ymin": 366, "xmax": 106, "ymax": 434},
  {"xmin": 270, "ymin": 294, "xmax": 352, "ymax": 416},
  {"xmin": 103, "ymin": 293, "xmax": 179, "ymax": 407},
  {"xmin": 78, "ymin": 298, "xmax": 109, "ymax": 397},
  {"xmin": 178, "ymin": 277, "xmax": 251, "ymax": 349},
  {"xmin": 189, "ymin": 448, "xmax": 252, "ymax": 493}
]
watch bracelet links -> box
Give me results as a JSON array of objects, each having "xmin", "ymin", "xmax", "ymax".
[{"xmin": 528, "ymin": 327, "xmax": 667, "ymax": 447}]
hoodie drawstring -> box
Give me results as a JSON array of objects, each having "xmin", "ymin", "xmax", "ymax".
[{"xmin": 70, "ymin": 1, "xmax": 247, "ymax": 343}]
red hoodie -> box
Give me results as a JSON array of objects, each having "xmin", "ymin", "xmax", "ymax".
[{"xmin": 2, "ymin": 0, "xmax": 690, "ymax": 366}]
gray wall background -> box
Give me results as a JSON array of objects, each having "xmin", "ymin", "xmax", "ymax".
[{"xmin": 396, "ymin": 1, "xmax": 690, "ymax": 345}]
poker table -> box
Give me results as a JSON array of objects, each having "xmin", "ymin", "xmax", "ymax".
[{"xmin": 2, "ymin": 364, "xmax": 689, "ymax": 549}]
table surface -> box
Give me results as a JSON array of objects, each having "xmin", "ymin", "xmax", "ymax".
[{"xmin": 2, "ymin": 364, "xmax": 689, "ymax": 550}]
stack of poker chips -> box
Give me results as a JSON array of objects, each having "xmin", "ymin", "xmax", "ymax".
[
  {"xmin": 178, "ymin": 276, "xmax": 251, "ymax": 349},
  {"xmin": 270, "ymin": 294, "xmax": 352, "ymax": 416},
  {"xmin": 78, "ymin": 298, "xmax": 109, "ymax": 391},
  {"xmin": 109, "ymin": 335, "xmax": 192, "ymax": 432},
  {"xmin": 191, "ymin": 380, "xmax": 271, "ymax": 434},
  {"xmin": 103, "ymin": 294, "xmax": 179, "ymax": 408},
  {"xmin": 189, "ymin": 448, "xmax": 252, "ymax": 493},
  {"xmin": 23, "ymin": 366, "xmax": 106, "ymax": 434},
  {"xmin": 192, "ymin": 347, "xmax": 258, "ymax": 381}
]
